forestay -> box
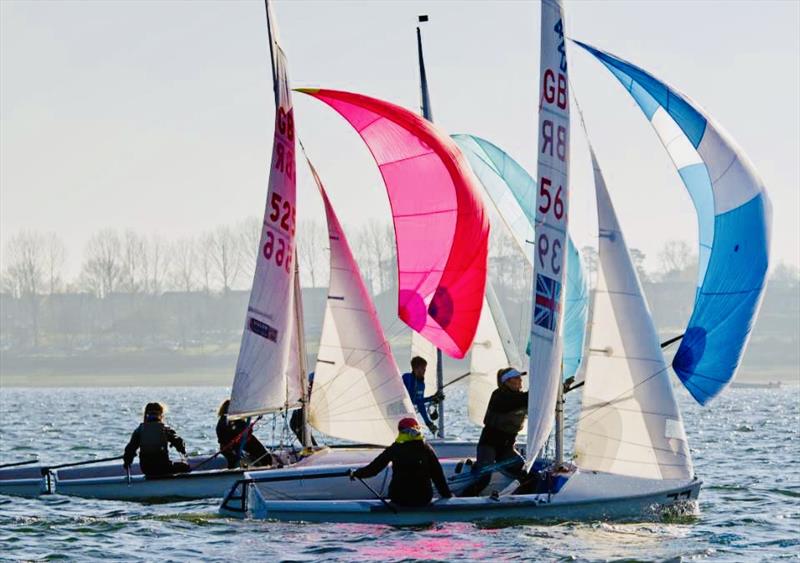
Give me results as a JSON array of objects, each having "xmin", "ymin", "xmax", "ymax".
[
  {"xmin": 575, "ymin": 40, "xmax": 772, "ymax": 405},
  {"xmin": 230, "ymin": 1, "xmax": 301, "ymax": 418},
  {"xmin": 307, "ymin": 159, "xmax": 415, "ymax": 446},
  {"xmin": 452, "ymin": 134, "xmax": 588, "ymax": 381},
  {"xmin": 297, "ymin": 89, "xmax": 490, "ymax": 360},
  {"xmin": 573, "ymin": 147, "xmax": 692, "ymax": 480}
]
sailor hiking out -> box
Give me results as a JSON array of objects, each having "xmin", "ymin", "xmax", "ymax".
[
  {"xmin": 462, "ymin": 368, "xmax": 529, "ymax": 496},
  {"xmin": 123, "ymin": 402, "xmax": 190, "ymax": 478},
  {"xmin": 401, "ymin": 356, "xmax": 443, "ymax": 435},
  {"xmin": 351, "ymin": 417, "xmax": 452, "ymax": 507},
  {"xmin": 216, "ymin": 399, "xmax": 273, "ymax": 469}
]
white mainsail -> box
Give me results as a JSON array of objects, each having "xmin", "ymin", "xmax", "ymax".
[
  {"xmin": 308, "ymin": 162, "xmax": 415, "ymax": 446},
  {"xmin": 573, "ymin": 149, "xmax": 693, "ymax": 480},
  {"xmin": 527, "ymin": 0, "xmax": 571, "ymax": 459},
  {"xmin": 229, "ymin": 2, "xmax": 301, "ymax": 418},
  {"xmin": 468, "ymin": 284, "xmax": 523, "ymax": 426}
]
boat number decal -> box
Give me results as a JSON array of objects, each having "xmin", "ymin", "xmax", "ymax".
[
  {"xmin": 537, "ymin": 233, "xmax": 562, "ymax": 275},
  {"xmin": 538, "ymin": 177, "xmax": 565, "ymax": 218},
  {"xmin": 262, "ymin": 231, "xmax": 293, "ymax": 273}
]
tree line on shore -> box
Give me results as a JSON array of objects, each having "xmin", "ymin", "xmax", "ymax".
[{"xmin": 1, "ymin": 223, "xmax": 797, "ymax": 372}]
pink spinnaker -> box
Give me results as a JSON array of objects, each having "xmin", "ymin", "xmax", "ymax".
[{"xmin": 297, "ymin": 89, "xmax": 489, "ymax": 359}]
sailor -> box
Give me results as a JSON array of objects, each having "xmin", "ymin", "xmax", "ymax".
[
  {"xmin": 401, "ymin": 356, "xmax": 443, "ymax": 435},
  {"xmin": 123, "ymin": 402, "xmax": 190, "ymax": 477},
  {"xmin": 289, "ymin": 372, "xmax": 318, "ymax": 446},
  {"xmin": 216, "ymin": 399, "xmax": 272, "ymax": 469},
  {"xmin": 350, "ymin": 417, "xmax": 452, "ymax": 507},
  {"xmin": 461, "ymin": 368, "xmax": 528, "ymax": 496}
]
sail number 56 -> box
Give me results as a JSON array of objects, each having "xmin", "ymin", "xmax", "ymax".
[{"xmin": 538, "ymin": 177, "xmax": 564, "ymax": 220}]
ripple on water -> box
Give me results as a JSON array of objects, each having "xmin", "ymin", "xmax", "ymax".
[{"xmin": 0, "ymin": 386, "xmax": 798, "ymax": 561}]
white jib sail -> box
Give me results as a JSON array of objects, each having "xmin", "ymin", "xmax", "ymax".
[
  {"xmin": 573, "ymin": 149, "xmax": 693, "ymax": 480},
  {"xmin": 469, "ymin": 282, "xmax": 523, "ymax": 426},
  {"xmin": 527, "ymin": 0, "xmax": 571, "ymax": 460},
  {"xmin": 229, "ymin": 4, "xmax": 300, "ymax": 418},
  {"xmin": 308, "ymin": 163, "xmax": 415, "ymax": 446}
]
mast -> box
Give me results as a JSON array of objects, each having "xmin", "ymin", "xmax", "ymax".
[
  {"xmin": 416, "ymin": 14, "xmax": 444, "ymax": 439},
  {"xmin": 555, "ymin": 366, "xmax": 564, "ymax": 465},
  {"xmin": 293, "ymin": 255, "xmax": 311, "ymax": 447}
]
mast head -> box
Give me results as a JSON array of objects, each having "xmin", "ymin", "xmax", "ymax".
[{"xmin": 418, "ymin": 15, "xmax": 429, "ymax": 23}]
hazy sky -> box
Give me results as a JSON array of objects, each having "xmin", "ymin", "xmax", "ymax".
[{"xmin": 2, "ymin": 0, "xmax": 798, "ymax": 279}]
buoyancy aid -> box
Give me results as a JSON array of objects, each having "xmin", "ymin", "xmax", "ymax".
[
  {"xmin": 139, "ymin": 421, "xmax": 170, "ymax": 465},
  {"xmin": 483, "ymin": 389, "xmax": 527, "ymax": 435},
  {"xmin": 484, "ymin": 407, "xmax": 526, "ymax": 435}
]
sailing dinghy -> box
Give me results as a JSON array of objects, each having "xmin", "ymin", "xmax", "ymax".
[{"xmin": 219, "ymin": 0, "xmax": 779, "ymax": 524}]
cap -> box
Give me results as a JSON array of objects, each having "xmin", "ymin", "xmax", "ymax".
[
  {"xmin": 397, "ymin": 417, "xmax": 419, "ymax": 431},
  {"xmin": 499, "ymin": 368, "xmax": 527, "ymax": 384}
]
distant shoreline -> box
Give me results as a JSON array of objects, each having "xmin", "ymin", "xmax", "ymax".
[{"xmin": 1, "ymin": 367, "xmax": 797, "ymax": 388}]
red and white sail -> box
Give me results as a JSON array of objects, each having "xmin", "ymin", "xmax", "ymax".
[{"xmin": 229, "ymin": 2, "xmax": 301, "ymax": 418}]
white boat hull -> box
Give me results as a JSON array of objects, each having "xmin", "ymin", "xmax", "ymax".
[
  {"xmin": 220, "ymin": 470, "xmax": 702, "ymax": 525},
  {"xmin": 52, "ymin": 443, "xmax": 496, "ymax": 502}
]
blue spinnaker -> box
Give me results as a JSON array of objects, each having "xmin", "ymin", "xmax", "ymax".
[
  {"xmin": 453, "ymin": 134, "xmax": 589, "ymax": 381},
  {"xmin": 574, "ymin": 40, "xmax": 772, "ymax": 405}
]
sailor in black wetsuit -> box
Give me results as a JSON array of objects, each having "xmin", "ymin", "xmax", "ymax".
[
  {"xmin": 216, "ymin": 399, "xmax": 272, "ymax": 469},
  {"xmin": 461, "ymin": 368, "xmax": 529, "ymax": 496},
  {"xmin": 351, "ymin": 417, "xmax": 452, "ymax": 507},
  {"xmin": 123, "ymin": 402, "xmax": 190, "ymax": 478}
]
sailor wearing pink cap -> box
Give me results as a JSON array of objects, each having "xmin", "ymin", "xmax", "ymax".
[{"xmin": 350, "ymin": 418, "xmax": 452, "ymax": 507}]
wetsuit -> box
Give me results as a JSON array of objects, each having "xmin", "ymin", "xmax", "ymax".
[
  {"xmin": 401, "ymin": 372, "xmax": 437, "ymax": 430},
  {"xmin": 123, "ymin": 421, "xmax": 190, "ymax": 477},
  {"xmin": 215, "ymin": 417, "xmax": 272, "ymax": 469},
  {"xmin": 353, "ymin": 440, "xmax": 452, "ymax": 507},
  {"xmin": 462, "ymin": 387, "xmax": 528, "ymax": 496}
]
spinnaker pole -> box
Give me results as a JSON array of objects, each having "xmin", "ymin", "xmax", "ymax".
[{"xmin": 416, "ymin": 14, "xmax": 445, "ymax": 439}]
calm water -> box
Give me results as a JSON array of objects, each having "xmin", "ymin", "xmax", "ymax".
[{"xmin": 0, "ymin": 384, "xmax": 798, "ymax": 562}]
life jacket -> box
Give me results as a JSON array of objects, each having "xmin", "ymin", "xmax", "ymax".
[
  {"xmin": 139, "ymin": 421, "xmax": 170, "ymax": 466},
  {"xmin": 483, "ymin": 395, "xmax": 527, "ymax": 435}
]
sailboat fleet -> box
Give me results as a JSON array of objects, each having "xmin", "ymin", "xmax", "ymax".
[{"xmin": 0, "ymin": 0, "xmax": 771, "ymax": 526}]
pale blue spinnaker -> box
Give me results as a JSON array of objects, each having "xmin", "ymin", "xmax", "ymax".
[
  {"xmin": 574, "ymin": 40, "xmax": 772, "ymax": 405},
  {"xmin": 453, "ymin": 133, "xmax": 589, "ymax": 382}
]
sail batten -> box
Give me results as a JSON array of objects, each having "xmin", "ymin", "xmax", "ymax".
[
  {"xmin": 298, "ymin": 89, "xmax": 489, "ymax": 359},
  {"xmin": 575, "ymin": 40, "xmax": 772, "ymax": 404}
]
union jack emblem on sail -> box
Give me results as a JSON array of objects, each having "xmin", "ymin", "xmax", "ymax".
[{"xmin": 534, "ymin": 273, "xmax": 562, "ymax": 332}]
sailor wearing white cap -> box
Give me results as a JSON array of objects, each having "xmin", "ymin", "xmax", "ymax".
[{"xmin": 461, "ymin": 367, "xmax": 528, "ymax": 496}]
